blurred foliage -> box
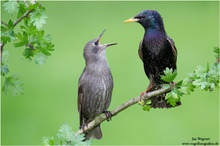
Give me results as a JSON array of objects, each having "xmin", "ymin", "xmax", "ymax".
[
  {"xmin": 1, "ymin": 0, "xmax": 54, "ymax": 96},
  {"xmin": 42, "ymin": 124, "xmax": 91, "ymax": 146}
]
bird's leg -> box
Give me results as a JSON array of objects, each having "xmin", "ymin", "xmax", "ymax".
[
  {"xmin": 139, "ymin": 82, "xmax": 154, "ymax": 102},
  {"xmin": 103, "ymin": 110, "xmax": 112, "ymax": 122},
  {"xmin": 145, "ymin": 85, "xmax": 153, "ymax": 93}
]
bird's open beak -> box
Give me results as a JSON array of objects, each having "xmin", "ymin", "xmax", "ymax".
[
  {"xmin": 124, "ymin": 17, "xmax": 139, "ymax": 23},
  {"xmin": 97, "ymin": 29, "xmax": 117, "ymax": 47}
]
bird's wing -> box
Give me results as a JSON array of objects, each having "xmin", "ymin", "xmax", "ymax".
[
  {"xmin": 138, "ymin": 40, "xmax": 143, "ymax": 61},
  {"xmin": 167, "ymin": 36, "xmax": 177, "ymax": 64},
  {"xmin": 78, "ymin": 83, "xmax": 84, "ymax": 126}
]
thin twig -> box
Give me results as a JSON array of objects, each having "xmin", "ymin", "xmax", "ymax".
[
  {"xmin": 0, "ymin": 42, "xmax": 5, "ymax": 62},
  {"xmin": 13, "ymin": 9, "xmax": 33, "ymax": 27},
  {"xmin": 75, "ymin": 86, "xmax": 172, "ymax": 136},
  {"xmin": 1, "ymin": 21, "xmax": 8, "ymax": 27},
  {"xmin": 23, "ymin": 0, "xmax": 29, "ymax": 7}
]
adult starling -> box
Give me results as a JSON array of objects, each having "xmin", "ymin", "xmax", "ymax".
[
  {"xmin": 78, "ymin": 29, "xmax": 117, "ymax": 140},
  {"xmin": 124, "ymin": 10, "xmax": 181, "ymax": 108}
]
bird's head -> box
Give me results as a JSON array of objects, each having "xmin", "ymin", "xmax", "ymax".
[
  {"xmin": 83, "ymin": 29, "xmax": 117, "ymax": 63},
  {"xmin": 124, "ymin": 10, "xmax": 165, "ymax": 31}
]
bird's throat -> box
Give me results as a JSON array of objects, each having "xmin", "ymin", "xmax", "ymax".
[{"xmin": 143, "ymin": 28, "xmax": 166, "ymax": 51}]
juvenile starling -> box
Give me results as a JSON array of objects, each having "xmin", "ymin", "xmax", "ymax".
[
  {"xmin": 124, "ymin": 10, "xmax": 181, "ymax": 108},
  {"xmin": 78, "ymin": 29, "xmax": 117, "ymax": 140}
]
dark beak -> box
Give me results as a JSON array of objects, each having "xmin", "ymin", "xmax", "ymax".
[
  {"xmin": 95, "ymin": 29, "xmax": 106, "ymax": 44},
  {"xmin": 96, "ymin": 29, "xmax": 117, "ymax": 47},
  {"xmin": 106, "ymin": 43, "xmax": 117, "ymax": 47}
]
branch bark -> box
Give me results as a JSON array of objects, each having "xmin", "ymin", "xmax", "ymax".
[
  {"xmin": 13, "ymin": 9, "xmax": 33, "ymax": 27},
  {"xmin": 75, "ymin": 86, "xmax": 172, "ymax": 136},
  {"xmin": 1, "ymin": 21, "xmax": 8, "ymax": 27}
]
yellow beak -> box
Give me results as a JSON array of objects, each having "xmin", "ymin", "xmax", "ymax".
[{"xmin": 123, "ymin": 18, "xmax": 139, "ymax": 23}]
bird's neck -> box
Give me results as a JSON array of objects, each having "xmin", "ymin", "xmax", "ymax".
[
  {"xmin": 144, "ymin": 28, "xmax": 166, "ymax": 47},
  {"xmin": 85, "ymin": 58, "xmax": 110, "ymax": 75}
]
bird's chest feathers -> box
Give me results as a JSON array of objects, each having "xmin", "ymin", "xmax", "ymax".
[
  {"xmin": 84, "ymin": 62, "xmax": 111, "ymax": 79},
  {"xmin": 142, "ymin": 29, "xmax": 166, "ymax": 57}
]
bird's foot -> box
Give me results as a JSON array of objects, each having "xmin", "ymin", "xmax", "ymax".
[
  {"xmin": 80, "ymin": 123, "xmax": 87, "ymax": 132},
  {"xmin": 139, "ymin": 85, "xmax": 153, "ymax": 101},
  {"xmin": 139, "ymin": 91, "xmax": 146, "ymax": 101},
  {"xmin": 103, "ymin": 110, "xmax": 112, "ymax": 122}
]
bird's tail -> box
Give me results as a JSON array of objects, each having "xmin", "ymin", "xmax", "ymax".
[
  {"xmin": 85, "ymin": 125, "xmax": 102, "ymax": 140},
  {"xmin": 151, "ymin": 93, "xmax": 181, "ymax": 108}
]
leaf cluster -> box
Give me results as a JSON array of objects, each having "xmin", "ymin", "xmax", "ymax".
[
  {"xmin": 1, "ymin": 0, "xmax": 54, "ymax": 96},
  {"xmin": 188, "ymin": 47, "xmax": 220, "ymax": 91},
  {"xmin": 42, "ymin": 124, "xmax": 91, "ymax": 146},
  {"xmin": 140, "ymin": 47, "xmax": 219, "ymax": 110}
]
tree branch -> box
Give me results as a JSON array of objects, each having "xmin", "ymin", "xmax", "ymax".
[
  {"xmin": 0, "ymin": 42, "xmax": 4, "ymax": 62},
  {"xmin": 1, "ymin": 21, "xmax": 8, "ymax": 27},
  {"xmin": 1, "ymin": 4, "xmax": 38, "ymax": 63},
  {"xmin": 13, "ymin": 9, "xmax": 33, "ymax": 27},
  {"xmin": 75, "ymin": 86, "xmax": 172, "ymax": 136}
]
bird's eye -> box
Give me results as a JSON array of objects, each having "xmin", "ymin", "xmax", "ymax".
[{"xmin": 94, "ymin": 40, "xmax": 99, "ymax": 46}]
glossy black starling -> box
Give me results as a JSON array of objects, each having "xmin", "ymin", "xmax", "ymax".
[
  {"xmin": 124, "ymin": 10, "xmax": 181, "ymax": 108},
  {"xmin": 78, "ymin": 30, "xmax": 117, "ymax": 140}
]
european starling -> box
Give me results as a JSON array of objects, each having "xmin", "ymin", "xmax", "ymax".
[
  {"xmin": 78, "ymin": 29, "xmax": 117, "ymax": 140},
  {"xmin": 124, "ymin": 10, "xmax": 181, "ymax": 108}
]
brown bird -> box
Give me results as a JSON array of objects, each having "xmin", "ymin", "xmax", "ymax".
[
  {"xmin": 78, "ymin": 29, "xmax": 117, "ymax": 140},
  {"xmin": 124, "ymin": 10, "xmax": 181, "ymax": 108}
]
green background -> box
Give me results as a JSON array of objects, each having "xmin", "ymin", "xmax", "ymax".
[{"xmin": 1, "ymin": 1, "xmax": 219, "ymax": 145}]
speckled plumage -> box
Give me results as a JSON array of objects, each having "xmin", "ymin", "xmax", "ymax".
[
  {"xmin": 78, "ymin": 30, "xmax": 116, "ymax": 140},
  {"xmin": 125, "ymin": 10, "xmax": 180, "ymax": 108}
]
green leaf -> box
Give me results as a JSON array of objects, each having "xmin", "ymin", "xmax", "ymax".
[
  {"xmin": 180, "ymin": 78, "xmax": 194, "ymax": 95},
  {"xmin": 22, "ymin": 48, "xmax": 35, "ymax": 59},
  {"xmin": 1, "ymin": 50, "xmax": 10, "ymax": 76},
  {"xmin": 17, "ymin": 3, "xmax": 26, "ymax": 19},
  {"xmin": 42, "ymin": 124, "xmax": 91, "ymax": 145},
  {"xmin": 171, "ymin": 90, "xmax": 178, "ymax": 99},
  {"xmin": 74, "ymin": 133, "xmax": 85, "ymax": 143},
  {"xmin": 27, "ymin": 2, "xmax": 40, "ymax": 10},
  {"xmin": 165, "ymin": 92, "xmax": 172, "ymax": 100},
  {"xmin": 176, "ymin": 80, "xmax": 183, "ymax": 87},
  {"xmin": 166, "ymin": 95, "xmax": 180, "ymax": 107},
  {"xmin": 172, "ymin": 87, "xmax": 182, "ymax": 98},
  {"xmin": 161, "ymin": 68, "xmax": 177, "ymax": 82},
  {"xmin": 1, "ymin": 65, "xmax": 9, "ymax": 76},
  {"xmin": 214, "ymin": 47, "xmax": 220, "ymax": 59},
  {"xmin": 2, "ymin": 50, "xmax": 10, "ymax": 64},
  {"xmin": 162, "ymin": 84, "xmax": 170, "ymax": 89},
  {"xmin": 1, "ymin": 21, "xmax": 15, "ymax": 44},
  {"xmin": 3, "ymin": 0, "xmax": 19, "ymax": 15},
  {"xmin": 8, "ymin": 20, "xmax": 14, "ymax": 29},
  {"xmin": 30, "ymin": 7, "xmax": 47, "ymax": 30},
  {"xmin": 20, "ymin": 24, "xmax": 38, "ymax": 35},
  {"xmin": 146, "ymin": 99, "xmax": 152, "ymax": 105},
  {"xmin": 57, "ymin": 124, "xmax": 75, "ymax": 142},
  {"xmin": 34, "ymin": 52, "xmax": 47, "ymax": 65},
  {"xmin": 143, "ymin": 105, "xmax": 151, "ymax": 111},
  {"xmin": 2, "ymin": 75, "xmax": 24, "ymax": 96},
  {"xmin": 138, "ymin": 100, "xmax": 145, "ymax": 106},
  {"xmin": 42, "ymin": 136, "xmax": 54, "ymax": 146}
]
